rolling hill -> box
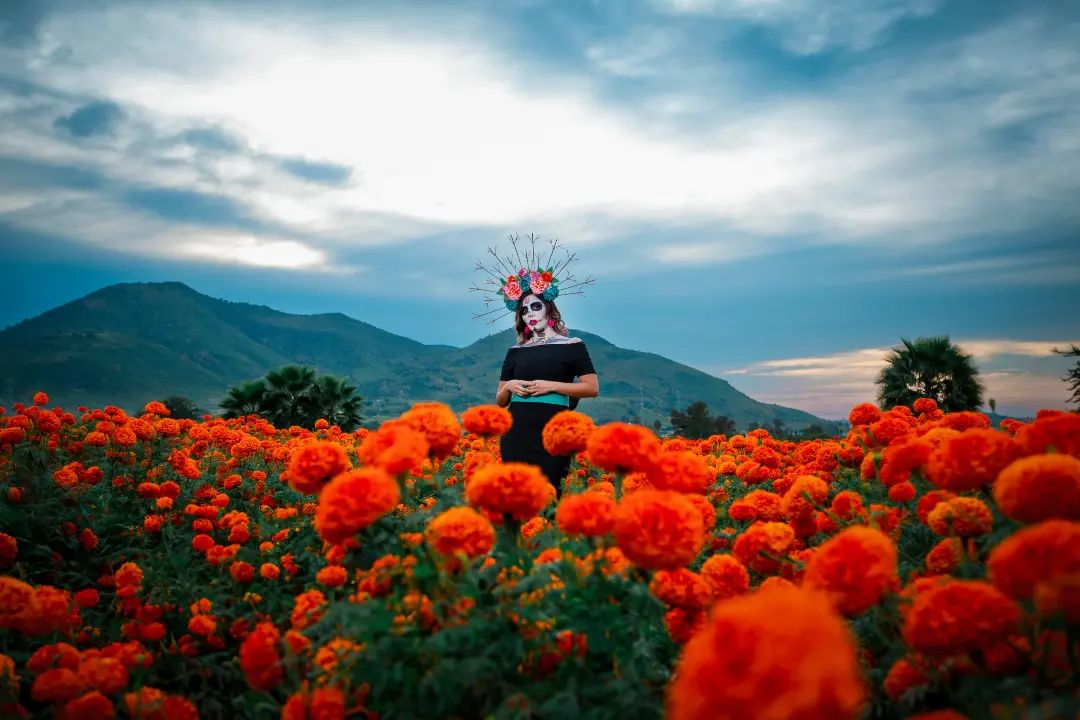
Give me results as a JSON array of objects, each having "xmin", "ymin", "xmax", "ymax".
[{"xmin": 0, "ymin": 282, "xmax": 839, "ymax": 432}]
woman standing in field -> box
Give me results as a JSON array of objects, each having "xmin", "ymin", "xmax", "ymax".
[{"xmin": 475, "ymin": 237, "xmax": 599, "ymax": 494}]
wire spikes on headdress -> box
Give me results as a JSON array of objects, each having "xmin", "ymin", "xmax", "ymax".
[{"xmin": 470, "ymin": 233, "xmax": 595, "ymax": 323}]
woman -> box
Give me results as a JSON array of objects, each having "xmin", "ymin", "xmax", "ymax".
[{"xmin": 496, "ymin": 292, "xmax": 599, "ymax": 494}]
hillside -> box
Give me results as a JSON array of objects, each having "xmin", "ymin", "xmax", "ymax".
[{"xmin": 0, "ymin": 282, "xmax": 839, "ymax": 431}]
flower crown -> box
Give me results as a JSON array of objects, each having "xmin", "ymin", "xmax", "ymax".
[{"xmin": 471, "ymin": 234, "xmax": 594, "ymax": 323}]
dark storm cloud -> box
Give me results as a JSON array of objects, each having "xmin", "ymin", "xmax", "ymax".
[{"xmin": 53, "ymin": 100, "xmax": 124, "ymax": 138}]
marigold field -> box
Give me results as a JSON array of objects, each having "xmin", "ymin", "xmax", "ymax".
[{"xmin": 1, "ymin": 392, "xmax": 1078, "ymax": 719}]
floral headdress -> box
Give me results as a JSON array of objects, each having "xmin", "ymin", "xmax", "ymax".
[{"xmin": 471, "ymin": 233, "xmax": 594, "ymax": 323}]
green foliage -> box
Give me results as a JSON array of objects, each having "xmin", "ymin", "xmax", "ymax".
[
  {"xmin": 221, "ymin": 365, "xmax": 363, "ymax": 430},
  {"xmin": 162, "ymin": 395, "xmax": 204, "ymax": 420},
  {"xmin": 1054, "ymin": 344, "xmax": 1080, "ymax": 408},
  {"xmin": 670, "ymin": 400, "xmax": 736, "ymax": 439},
  {"xmin": 876, "ymin": 336, "xmax": 984, "ymax": 412}
]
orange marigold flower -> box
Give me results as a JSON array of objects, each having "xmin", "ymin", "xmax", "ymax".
[
  {"xmin": 585, "ymin": 422, "xmax": 661, "ymax": 474},
  {"xmin": 868, "ymin": 415, "xmax": 912, "ymax": 447},
  {"xmin": 987, "ymin": 520, "xmax": 1080, "ymax": 613},
  {"xmin": 993, "ymin": 454, "xmax": 1080, "ymax": 524},
  {"xmin": 829, "ymin": 490, "xmax": 866, "ymax": 522},
  {"xmin": 314, "ymin": 637, "xmax": 363, "ymax": 674},
  {"xmin": 912, "ymin": 397, "xmax": 939, "ymax": 414},
  {"xmin": 738, "ymin": 489, "xmax": 784, "ymax": 521},
  {"xmin": 58, "ymin": 691, "xmax": 116, "ymax": 720},
  {"xmin": 650, "ymin": 568, "xmax": 712, "ymax": 610},
  {"xmin": 925, "ymin": 537, "xmax": 964, "ymax": 576},
  {"xmin": 144, "ymin": 400, "xmax": 170, "ymax": 415},
  {"xmin": 27, "ymin": 642, "xmax": 80, "ymax": 672},
  {"xmin": 461, "ymin": 404, "xmax": 513, "ymax": 437},
  {"xmin": 667, "ymin": 583, "xmax": 864, "ymax": 720},
  {"xmin": 425, "ymin": 506, "xmax": 496, "ymax": 568},
  {"xmin": 291, "ymin": 590, "xmax": 327, "ymax": 630},
  {"xmin": 1014, "ymin": 412, "xmax": 1080, "ymax": 456},
  {"xmin": 882, "ymin": 656, "xmax": 929, "ymax": 701},
  {"xmin": 259, "ymin": 563, "xmax": 280, "ymax": 580},
  {"xmin": 33, "ymin": 391, "xmax": 49, "ymax": 405},
  {"xmin": 230, "ymin": 561, "xmax": 255, "ymax": 584},
  {"xmin": 664, "ymin": 607, "xmax": 706, "ymax": 645},
  {"xmin": 315, "ymin": 565, "xmax": 349, "ymax": 588},
  {"xmin": 32, "ymin": 667, "xmax": 86, "ymax": 704},
  {"xmin": 542, "ymin": 410, "xmax": 596, "ymax": 456},
  {"xmin": 685, "ymin": 494, "xmax": 716, "ymax": 531},
  {"xmin": 314, "ymin": 468, "xmax": 400, "ymax": 545},
  {"xmin": 613, "ymin": 490, "xmax": 705, "ymax": 570},
  {"xmin": 122, "ymin": 687, "xmax": 166, "ymax": 718},
  {"xmin": 879, "ymin": 437, "xmax": 932, "ymax": 486},
  {"xmin": 286, "ymin": 441, "xmax": 351, "ymax": 495},
  {"xmin": 647, "ymin": 450, "xmax": 714, "ymax": 494},
  {"xmin": 732, "ymin": 521, "xmax": 795, "ymax": 576},
  {"xmin": 187, "ymin": 614, "xmax": 217, "ymax": 637},
  {"xmin": 282, "ymin": 687, "xmax": 346, "ymax": 720},
  {"xmin": 924, "ymin": 429, "xmax": 1019, "ymax": 492},
  {"xmin": 848, "ymin": 403, "xmax": 881, "ymax": 427},
  {"xmin": 239, "ymin": 622, "xmax": 282, "ymax": 692},
  {"xmin": 781, "ymin": 475, "xmax": 829, "ymax": 522},
  {"xmin": 356, "ymin": 421, "xmax": 430, "ymax": 476},
  {"xmin": 938, "ymin": 410, "xmax": 991, "ymax": 432},
  {"xmin": 0, "ymin": 533, "xmax": 15, "ymax": 567},
  {"xmin": 902, "ymin": 579, "xmax": 1021, "ymax": 656},
  {"xmin": 927, "ymin": 497, "xmax": 993, "ymax": 537},
  {"xmin": 803, "ymin": 526, "xmax": 898, "ymax": 616},
  {"xmin": 399, "ymin": 402, "xmax": 462, "ymax": 460},
  {"xmin": 555, "ymin": 491, "xmax": 616, "ymax": 537},
  {"xmin": 78, "ymin": 656, "xmax": 129, "ymax": 695},
  {"xmin": 887, "ymin": 481, "xmax": 917, "ymax": 503},
  {"xmin": 74, "ymin": 588, "xmax": 99, "ymax": 608},
  {"xmin": 699, "ymin": 554, "xmax": 750, "ymax": 599},
  {"xmin": 466, "ymin": 462, "xmax": 553, "ymax": 520},
  {"xmin": 916, "ymin": 489, "xmax": 955, "ymax": 524}
]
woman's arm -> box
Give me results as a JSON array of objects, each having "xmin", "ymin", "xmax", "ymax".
[
  {"xmin": 496, "ymin": 379, "xmax": 532, "ymax": 407},
  {"xmin": 524, "ymin": 374, "xmax": 599, "ymax": 399}
]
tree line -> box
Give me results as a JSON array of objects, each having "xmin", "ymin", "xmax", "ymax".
[
  {"xmin": 160, "ymin": 336, "xmax": 1078, "ymax": 432},
  {"xmin": 161, "ymin": 365, "xmax": 364, "ymax": 431}
]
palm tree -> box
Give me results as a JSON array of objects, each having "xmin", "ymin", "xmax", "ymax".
[
  {"xmin": 1053, "ymin": 345, "xmax": 1080, "ymax": 408},
  {"xmin": 876, "ymin": 336, "xmax": 983, "ymax": 412},
  {"xmin": 219, "ymin": 380, "xmax": 267, "ymax": 418},
  {"xmin": 306, "ymin": 375, "xmax": 364, "ymax": 430},
  {"xmin": 262, "ymin": 365, "xmax": 317, "ymax": 427}
]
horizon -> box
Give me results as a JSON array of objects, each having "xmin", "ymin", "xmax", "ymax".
[
  {"xmin": 3, "ymin": 0, "xmax": 1078, "ymax": 419},
  {"xmin": 3, "ymin": 278, "xmax": 1068, "ymax": 423}
]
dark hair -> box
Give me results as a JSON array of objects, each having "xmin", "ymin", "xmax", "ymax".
[{"xmin": 514, "ymin": 294, "xmax": 567, "ymax": 345}]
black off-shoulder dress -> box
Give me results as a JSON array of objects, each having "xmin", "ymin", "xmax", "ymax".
[{"xmin": 499, "ymin": 337, "xmax": 596, "ymax": 492}]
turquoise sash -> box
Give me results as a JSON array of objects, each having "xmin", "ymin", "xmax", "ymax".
[{"xmin": 511, "ymin": 394, "xmax": 570, "ymax": 407}]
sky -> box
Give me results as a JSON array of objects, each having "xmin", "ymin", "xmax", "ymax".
[{"xmin": 1, "ymin": 0, "xmax": 1078, "ymax": 421}]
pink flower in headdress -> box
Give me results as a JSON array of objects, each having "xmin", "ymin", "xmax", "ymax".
[
  {"xmin": 529, "ymin": 271, "xmax": 550, "ymax": 295},
  {"xmin": 502, "ymin": 280, "xmax": 523, "ymax": 301},
  {"xmin": 517, "ymin": 268, "xmax": 529, "ymax": 279}
]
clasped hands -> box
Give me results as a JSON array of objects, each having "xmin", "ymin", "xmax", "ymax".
[{"xmin": 507, "ymin": 379, "xmax": 558, "ymax": 397}]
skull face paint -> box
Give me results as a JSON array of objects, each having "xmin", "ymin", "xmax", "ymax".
[{"xmin": 521, "ymin": 294, "xmax": 548, "ymax": 335}]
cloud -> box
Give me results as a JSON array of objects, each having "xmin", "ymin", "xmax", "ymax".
[
  {"xmin": 0, "ymin": 0, "xmax": 1077, "ymax": 299},
  {"xmin": 123, "ymin": 187, "xmax": 259, "ymax": 227},
  {"xmin": 53, "ymin": 100, "xmax": 123, "ymax": 137},
  {"xmin": 278, "ymin": 157, "xmax": 352, "ymax": 186},
  {"xmin": 651, "ymin": 0, "xmax": 944, "ymax": 54},
  {"xmin": 175, "ymin": 235, "xmax": 338, "ymax": 271}
]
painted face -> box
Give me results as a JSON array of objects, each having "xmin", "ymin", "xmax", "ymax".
[{"xmin": 520, "ymin": 294, "xmax": 548, "ymax": 334}]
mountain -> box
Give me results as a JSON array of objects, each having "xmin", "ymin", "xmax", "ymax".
[{"xmin": 0, "ymin": 282, "xmax": 839, "ymax": 432}]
